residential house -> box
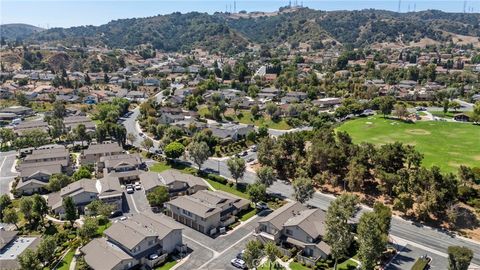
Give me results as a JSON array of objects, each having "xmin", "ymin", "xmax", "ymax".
[
  {"xmin": 13, "ymin": 120, "xmax": 49, "ymax": 136},
  {"xmin": 312, "ymin": 97, "xmax": 342, "ymax": 108},
  {"xmin": 97, "ymin": 154, "xmax": 144, "ymax": 182},
  {"xmin": 16, "ymin": 146, "xmax": 71, "ymax": 195},
  {"xmin": 63, "ymin": 115, "xmax": 96, "ymax": 132},
  {"xmin": 81, "ymin": 213, "xmax": 183, "ymax": 270},
  {"xmin": 48, "ymin": 177, "xmax": 123, "ymax": 216},
  {"xmin": 207, "ymin": 123, "xmax": 254, "ymax": 141},
  {"xmin": 258, "ymin": 87, "xmax": 281, "ymax": 100},
  {"xmin": 0, "ymin": 106, "xmax": 33, "ymax": 117},
  {"xmin": 141, "ymin": 169, "xmax": 208, "ymax": 197},
  {"xmin": 80, "ymin": 142, "xmax": 124, "ymax": 165},
  {"xmin": 165, "ymin": 190, "xmax": 250, "ymax": 235},
  {"xmin": 255, "ymin": 202, "xmax": 331, "ymax": 266},
  {"xmin": 0, "ymin": 230, "xmax": 40, "ymax": 270}
]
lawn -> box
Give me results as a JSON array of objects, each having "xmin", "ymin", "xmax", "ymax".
[
  {"xmin": 95, "ymin": 222, "xmax": 111, "ymax": 237},
  {"xmin": 57, "ymin": 249, "xmax": 75, "ymax": 270},
  {"xmin": 149, "ymin": 162, "xmax": 173, "ymax": 173},
  {"xmin": 205, "ymin": 179, "xmax": 249, "ymax": 199},
  {"xmin": 238, "ymin": 207, "xmax": 257, "ymax": 221},
  {"xmin": 336, "ymin": 115, "xmax": 480, "ymax": 172},
  {"xmin": 336, "ymin": 258, "xmax": 358, "ymax": 270},
  {"xmin": 226, "ymin": 110, "xmax": 291, "ymax": 130},
  {"xmin": 155, "ymin": 259, "xmax": 178, "ymax": 270},
  {"xmin": 289, "ymin": 261, "xmax": 312, "ymax": 270}
]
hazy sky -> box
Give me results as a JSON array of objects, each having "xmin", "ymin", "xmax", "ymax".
[{"xmin": 1, "ymin": 0, "xmax": 478, "ymax": 28}]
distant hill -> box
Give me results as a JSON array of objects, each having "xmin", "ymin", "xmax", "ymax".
[
  {"xmin": 8, "ymin": 9, "xmax": 480, "ymax": 52},
  {"xmin": 0, "ymin": 23, "xmax": 44, "ymax": 41}
]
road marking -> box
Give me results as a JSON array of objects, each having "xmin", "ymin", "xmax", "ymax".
[
  {"xmin": 183, "ymin": 234, "xmax": 218, "ymax": 255},
  {"xmin": 0, "ymin": 157, "xmax": 7, "ymax": 171},
  {"xmin": 198, "ymin": 231, "xmax": 253, "ymax": 269},
  {"xmin": 128, "ymin": 194, "xmax": 140, "ymax": 213}
]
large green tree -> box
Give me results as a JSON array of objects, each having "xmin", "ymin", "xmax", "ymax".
[
  {"xmin": 357, "ymin": 212, "xmax": 387, "ymax": 270},
  {"xmin": 243, "ymin": 240, "xmax": 263, "ymax": 269},
  {"xmin": 292, "ymin": 177, "xmax": 314, "ymax": 203},
  {"xmin": 448, "ymin": 246, "xmax": 473, "ymax": 270},
  {"xmin": 227, "ymin": 157, "xmax": 246, "ymax": 185},
  {"xmin": 324, "ymin": 194, "xmax": 359, "ymax": 269},
  {"xmin": 189, "ymin": 141, "xmax": 210, "ymax": 171},
  {"xmin": 164, "ymin": 141, "xmax": 185, "ymax": 159},
  {"xmin": 63, "ymin": 196, "xmax": 77, "ymax": 225},
  {"xmin": 146, "ymin": 186, "xmax": 169, "ymax": 207},
  {"xmin": 256, "ymin": 166, "xmax": 276, "ymax": 187}
]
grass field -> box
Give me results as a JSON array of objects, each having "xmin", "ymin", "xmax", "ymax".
[
  {"xmin": 57, "ymin": 249, "xmax": 75, "ymax": 270},
  {"xmin": 337, "ymin": 116, "xmax": 480, "ymax": 173}
]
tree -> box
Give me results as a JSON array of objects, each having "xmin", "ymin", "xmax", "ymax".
[
  {"xmin": 18, "ymin": 249, "xmax": 42, "ymax": 270},
  {"xmin": 358, "ymin": 212, "xmax": 387, "ymax": 270},
  {"xmin": 448, "ymin": 246, "xmax": 473, "ymax": 270},
  {"xmin": 443, "ymin": 99, "xmax": 450, "ymax": 115},
  {"xmin": 0, "ymin": 194, "xmax": 11, "ymax": 220},
  {"xmin": 0, "ymin": 128, "xmax": 15, "ymax": 149},
  {"xmin": 141, "ymin": 138, "xmax": 154, "ymax": 151},
  {"xmin": 227, "ymin": 157, "xmax": 246, "ymax": 185},
  {"xmin": 32, "ymin": 194, "xmax": 48, "ymax": 225},
  {"xmin": 3, "ymin": 208, "xmax": 19, "ymax": 229},
  {"xmin": 63, "ymin": 196, "xmax": 77, "ymax": 225},
  {"xmin": 373, "ymin": 202, "xmax": 392, "ymax": 235},
  {"xmin": 37, "ymin": 236, "xmax": 56, "ymax": 265},
  {"xmin": 47, "ymin": 174, "xmax": 71, "ymax": 192},
  {"xmin": 243, "ymin": 240, "xmax": 263, "ymax": 269},
  {"xmin": 292, "ymin": 177, "xmax": 314, "ymax": 203},
  {"xmin": 72, "ymin": 167, "xmax": 92, "ymax": 181},
  {"xmin": 74, "ymin": 124, "xmax": 90, "ymax": 146},
  {"xmin": 189, "ymin": 141, "xmax": 210, "ymax": 171},
  {"xmin": 53, "ymin": 100, "xmax": 66, "ymax": 118},
  {"xmin": 393, "ymin": 103, "xmax": 408, "ymax": 119},
  {"xmin": 164, "ymin": 141, "xmax": 185, "ymax": 159},
  {"xmin": 146, "ymin": 186, "xmax": 169, "ymax": 207},
  {"xmin": 49, "ymin": 118, "xmax": 65, "ymax": 139},
  {"xmin": 264, "ymin": 241, "xmax": 280, "ymax": 270},
  {"xmin": 19, "ymin": 196, "xmax": 34, "ymax": 226},
  {"xmin": 379, "ymin": 96, "xmax": 395, "ymax": 118},
  {"xmin": 78, "ymin": 217, "xmax": 99, "ymax": 241},
  {"xmin": 325, "ymin": 194, "xmax": 359, "ymax": 269},
  {"xmin": 471, "ymin": 102, "xmax": 480, "ymax": 124},
  {"xmin": 449, "ymin": 101, "xmax": 461, "ymax": 112},
  {"xmin": 256, "ymin": 166, "xmax": 275, "ymax": 187},
  {"xmin": 86, "ymin": 200, "xmax": 114, "ymax": 217},
  {"xmin": 346, "ymin": 160, "xmax": 366, "ymax": 191},
  {"xmin": 16, "ymin": 92, "xmax": 29, "ymax": 106},
  {"xmin": 127, "ymin": 133, "xmax": 136, "ymax": 145},
  {"xmin": 247, "ymin": 182, "xmax": 267, "ymax": 204}
]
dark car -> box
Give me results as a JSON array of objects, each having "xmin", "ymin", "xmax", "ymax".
[{"xmin": 109, "ymin": 210, "xmax": 123, "ymax": 218}]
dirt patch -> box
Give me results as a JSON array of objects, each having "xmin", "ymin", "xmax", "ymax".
[
  {"xmin": 474, "ymin": 155, "xmax": 480, "ymax": 161},
  {"xmin": 405, "ymin": 129, "xmax": 431, "ymax": 135}
]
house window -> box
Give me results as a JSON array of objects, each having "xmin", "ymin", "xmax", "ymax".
[
  {"xmin": 149, "ymin": 240, "xmax": 153, "ymax": 246},
  {"xmin": 286, "ymin": 229, "xmax": 292, "ymax": 236}
]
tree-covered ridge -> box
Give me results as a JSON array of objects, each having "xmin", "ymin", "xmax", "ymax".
[
  {"xmin": 0, "ymin": 24, "xmax": 44, "ymax": 42},
  {"xmin": 10, "ymin": 9, "xmax": 480, "ymax": 51}
]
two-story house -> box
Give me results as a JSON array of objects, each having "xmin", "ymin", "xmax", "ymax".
[
  {"xmin": 80, "ymin": 142, "xmax": 124, "ymax": 165},
  {"xmin": 97, "ymin": 154, "xmax": 144, "ymax": 182},
  {"xmin": 81, "ymin": 213, "xmax": 183, "ymax": 270},
  {"xmin": 165, "ymin": 190, "xmax": 249, "ymax": 236},
  {"xmin": 255, "ymin": 201, "xmax": 331, "ymax": 266},
  {"xmin": 141, "ymin": 169, "xmax": 208, "ymax": 197}
]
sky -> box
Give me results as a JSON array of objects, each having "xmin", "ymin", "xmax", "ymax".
[{"xmin": 1, "ymin": 0, "xmax": 479, "ymax": 28}]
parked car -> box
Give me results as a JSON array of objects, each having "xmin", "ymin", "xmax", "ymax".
[
  {"xmin": 241, "ymin": 151, "xmax": 248, "ymax": 156},
  {"xmin": 109, "ymin": 210, "xmax": 123, "ymax": 218},
  {"xmin": 148, "ymin": 254, "xmax": 159, "ymax": 260},
  {"xmin": 256, "ymin": 202, "xmax": 269, "ymax": 210},
  {"xmin": 247, "ymin": 157, "xmax": 255, "ymax": 163},
  {"xmin": 126, "ymin": 185, "xmax": 134, "ymax": 194},
  {"xmin": 139, "ymin": 132, "xmax": 144, "ymax": 137},
  {"xmin": 250, "ymin": 145, "xmax": 257, "ymax": 152},
  {"xmin": 416, "ymin": 106, "xmax": 426, "ymax": 111},
  {"xmin": 134, "ymin": 181, "xmax": 142, "ymax": 190},
  {"xmin": 231, "ymin": 258, "xmax": 247, "ymax": 269}
]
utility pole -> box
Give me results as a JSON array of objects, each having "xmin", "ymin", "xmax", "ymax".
[{"xmin": 398, "ymin": 0, "xmax": 401, "ymax": 12}]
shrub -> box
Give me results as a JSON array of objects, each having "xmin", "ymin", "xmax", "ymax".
[{"xmin": 208, "ymin": 174, "xmax": 227, "ymax": 184}]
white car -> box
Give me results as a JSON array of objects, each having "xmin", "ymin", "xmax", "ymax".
[
  {"xmin": 148, "ymin": 253, "xmax": 159, "ymax": 260},
  {"xmin": 231, "ymin": 258, "xmax": 247, "ymax": 269},
  {"xmin": 126, "ymin": 185, "xmax": 134, "ymax": 194},
  {"xmin": 134, "ymin": 181, "xmax": 142, "ymax": 190}
]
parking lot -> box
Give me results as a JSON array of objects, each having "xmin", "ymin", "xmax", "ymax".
[{"xmin": 386, "ymin": 243, "xmax": 448, "ymax": 270}]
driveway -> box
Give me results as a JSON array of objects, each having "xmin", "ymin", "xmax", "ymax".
[{"xmin": 0, "ymin": 151, "xmax": 18, "ymax": 196}]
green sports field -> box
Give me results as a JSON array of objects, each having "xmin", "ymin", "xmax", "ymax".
[{"xmin": 336, "ymin": 116, "xmax": 480, "ymax": 173}]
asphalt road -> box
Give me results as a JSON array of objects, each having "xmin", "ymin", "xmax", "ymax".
[{"xmin": 0, "ymin": 151, "xmax": 18, "ymax": 196}]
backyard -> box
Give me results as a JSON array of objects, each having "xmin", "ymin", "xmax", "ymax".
[{"xmin": 337, "ymin": 115, "xmax": 480, "ymax": 172}]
